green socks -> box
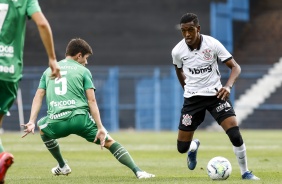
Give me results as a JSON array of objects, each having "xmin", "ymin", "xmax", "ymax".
[
  {"xmin": 40, "ymin": 136, "xmax": 141, "ymax": 174},
  {"xmin": 109, "ymin": 142, "xmax": 141, "ymax": 174},
  {"xmin": 41, "ymin": 134, "xmax": 65, "ymax": 168}
]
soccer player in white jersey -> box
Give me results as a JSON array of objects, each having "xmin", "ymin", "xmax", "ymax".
[
  {"xmin": 21, "ymin": 38, "xmax": 155, "ymax": 179},
  {"xmin": 171, "ymin": 13, "xmax": 260, "ymax": 180}
]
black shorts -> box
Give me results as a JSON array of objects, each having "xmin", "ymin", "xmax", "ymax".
[{"xmin": 178, "ymin": 96, "xmax": 236, "ymax": 131}]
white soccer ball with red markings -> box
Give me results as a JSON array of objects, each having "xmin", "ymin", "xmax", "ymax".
[{"xmin": 207, "ymin": 156, "xmax": 232, "ymax": 180}]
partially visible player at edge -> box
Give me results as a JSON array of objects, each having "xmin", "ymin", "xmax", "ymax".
[
  {"xmin": 21, "ymin": 38, "xmax": 155, "ymax": 179},
  {"xmin": 0, "ymin": 0, "xmax": 60, "ymax": 183},
  {"xmin": 171, "ymin": 13, "xmax": 260, "ymax": 180}
]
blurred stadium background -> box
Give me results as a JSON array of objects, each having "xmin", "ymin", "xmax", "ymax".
[{"xmin": 4, "ymin": 0, "xmax": 282, "ymax": 131}]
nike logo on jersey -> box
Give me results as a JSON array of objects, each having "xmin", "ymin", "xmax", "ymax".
[{"xmin": 181, "ymin": 56, "xmax": 189, "ymax": 61}]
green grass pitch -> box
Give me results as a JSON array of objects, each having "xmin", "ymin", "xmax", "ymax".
[{"xmin": 3, "ymin": 130, "xmax": 282, "ymax": 183}]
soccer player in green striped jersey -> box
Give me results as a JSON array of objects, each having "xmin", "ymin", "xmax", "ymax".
[
  {"xmin": 22, "ymin": 38, "xmax": 155, "ymax": 179},
  {"xmin": 0, "ymin": 0, "xmax": 60, "ymax": 182}
]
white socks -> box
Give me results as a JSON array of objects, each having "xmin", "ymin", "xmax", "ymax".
[
  {"xmin": 189, "ymin": 140, "xmax": 197, "ymax": 152},
  {"xmin": 233, "ymin": 143, "xmax": 248, "ymax": 175}
]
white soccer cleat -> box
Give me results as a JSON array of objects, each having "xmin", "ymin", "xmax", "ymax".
[
  {"xmin": 136, "ymin": 171, "xmax": 155, "ymax": 179},
  {"xmin": 51, "ymin": 164, "xmax": 71, "ymax": 176}
]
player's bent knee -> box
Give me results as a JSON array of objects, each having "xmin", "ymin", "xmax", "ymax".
[
  {"xmin": 226, "ymin": 126, "xmax": 243, "ymax": 147},
  {"xmin": 177, "ymin": 140, "xmax": 191, "ymax": 153}
]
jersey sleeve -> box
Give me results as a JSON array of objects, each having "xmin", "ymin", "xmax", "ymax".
[
  {"xmin": 172, "ymin": 47, "xmax": 182, "ymax": 68},
  {"xmin": 27, "ymin": 0, "xmax": 41, "ymax": 17},
  {"xmin": 213, "ymin": 38, "xmax": 232, "ymax": 63},
  {"xmin": 38, "ymin": 70, "xmax": 47, "ymax": 89},
  {"xmin": 83, "ymin": 69, "xmax": 95, "ymax": 90}
]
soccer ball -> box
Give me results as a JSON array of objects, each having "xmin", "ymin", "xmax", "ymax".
[{"xmin": 207, "ymin": 156, "xmax": 232, "ymax": 180}]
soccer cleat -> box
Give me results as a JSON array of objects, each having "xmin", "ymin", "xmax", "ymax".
[
  {"xmin": 187, "ymin": 139, "xmax": 200, "ymax": 170},
  {"xmin": 0, "ymin": 152, "xmax": 14, "ymax": 184},
  {"xmin": 242, "ymin": 171, "xmax": 260, "ymax": 180},
  {"xmin": 136, "ymin": 171, "xmax": 155, "ymax": 179},
  {"xmin": 51, "ymin": 164, "xmax": 71, "ymax": 176}
]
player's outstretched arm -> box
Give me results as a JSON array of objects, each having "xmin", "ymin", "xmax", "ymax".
[
  {"xmin": 21, "ymin": 89, "xmax": 46, "ymax": 138},
  {"xmin": 31, "ymin": 12, "xmax": 61, "ymax": 79}
]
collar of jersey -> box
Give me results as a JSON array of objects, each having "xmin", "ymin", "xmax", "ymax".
[
  {"xmin": 65, "ymin": 58, "xmax": 82, "ymax": 66},
  {"xmin": 187, "ymin": 34, "xmax": 203, "ymax": 51}
]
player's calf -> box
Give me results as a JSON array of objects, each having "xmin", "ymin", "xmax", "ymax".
[
  {"xmin": 226, "ymin": 126, "xmax": 243, "ymax": 147},
  {"xmin": 177, "ymin": 140, "xmax": 191, "ymax": 153}
]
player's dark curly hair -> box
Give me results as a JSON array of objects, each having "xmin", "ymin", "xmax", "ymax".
[
  {"xmin": 65, "ymin": 38, "xmax": 93, "ymax": 57},
  {"xmin": 180, "ymin": 13, "xmax": 199, "ymax": 25}
]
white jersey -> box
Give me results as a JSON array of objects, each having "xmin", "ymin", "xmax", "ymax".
[{"xmin": 172, "ymin": 34, "xmax": 232, "ymax": 98}]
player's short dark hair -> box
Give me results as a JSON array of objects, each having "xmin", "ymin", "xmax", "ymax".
[
  {"xmin": 180, "ymin": 13, "xmax": 199, "ymax": 25},
  {"xmin": 65, "ymin": 38, "xmax": 93, "ymax": 57}
]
